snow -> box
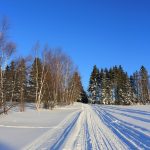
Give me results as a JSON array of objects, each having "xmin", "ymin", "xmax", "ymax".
[
  {"xmin": 0, "ymin": 103, "xmax": 150, "ymax": 150},
  {"xmin": 93, "ymin": 105, "xmax": 150, "ymax": 150},
  {"xmin": 0, "ymin": 103, "xmax": 82, "ymax": 150}
]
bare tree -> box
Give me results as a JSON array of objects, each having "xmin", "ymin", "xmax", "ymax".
[
  {"xmin": 36, "ymin": 47, "xmax": 49, "ymax": 110},
  {"xmin": 0, "ymin": 17, "xmax": 16, "ymax": 114}
]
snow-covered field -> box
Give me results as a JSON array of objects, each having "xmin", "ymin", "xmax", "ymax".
[{"xmin": 0, "ymin": 103, "xmax": 150, "ymax": 150}]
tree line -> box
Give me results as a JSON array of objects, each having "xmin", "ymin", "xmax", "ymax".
[
  {"xmin": 0, "ymin": 17, "xmax": 87, "ymax": 114},
  {"xmin": 88, "ymin": 65, "xmax": 150, "ymax": 105}
]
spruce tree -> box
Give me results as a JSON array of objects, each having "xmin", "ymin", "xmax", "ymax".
[
  {"xmin": 130, "ymin": 75, "xmax": 137, "ymax": 104},
  {"xmin": 140, "ymin": 66, "xmax": 149, "ymax": 104},
  {"xmin": 114, "ymin": 66, "xmax": 130, "ymax": 105},
  {"xmin": 4, "ymin": 65, "xmax": 11, "ymax": 102},
  {"xmin": 14, "ymin": 59, "xmax": 27, "ymax": 111},
  {"xmin": 69, "ymin": 71, "xmax": 83, "ymax": 104},
  {"xmin": 130, "ymin": 75, "xmax": 136, "ymax": 95},
  {"xmin": 81, "ymin": 89, "xmax": 88, "ymax": 103},
  {"xmin": 105, "ymin": 69, "xmax": 112, "ymax": 104},
  {"xmin": 111, "ymin": 66, "xmax": 119, "ymax": 104},
  {"xmin": 101, "ymin": 69, "xmax": 107, "ymax": 104},
  {"xmin": 132, "ymin": 71, "xmax": 142, "ymax": 103},
  {"xmin": 99, "ymin": 69, "xmax": 104, "ymax": 104},
  {"xmin": 123, "ymin": 73, "xmax": 133, "ymax": 105},
  {"xmin": 88, "ymin": 65, "xmax": 100, "ymax": 103}
]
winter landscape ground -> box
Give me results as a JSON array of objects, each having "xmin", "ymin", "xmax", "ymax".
[{"xmin": 0, "ymin": 103, "xmax": 150, "ymax": 150}]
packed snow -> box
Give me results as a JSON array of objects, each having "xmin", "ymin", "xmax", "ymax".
[{"xmin": 0, "ymin": 103, "xmax": 150, "ymax": 150}]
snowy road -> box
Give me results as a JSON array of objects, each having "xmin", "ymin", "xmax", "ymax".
[
  {"xmin": 1, "ymin": 103, "xmax": 150, "ymax": 150},
  {"xmin": 23, "ymin": 104, "xmax": 150, "ymax": 150},
  {"xmin": 62, "ymin": 105, "xmax": 127, "ymax": 150}
]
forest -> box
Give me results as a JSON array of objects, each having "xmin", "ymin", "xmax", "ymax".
[
  {"xmin": 88, "ymin": 65, "xmax": 150, "ymax": 105},
  {"xmin": 0, "ymin": 16, "xmax": 150, "ymax": 116},
  {"xmin": 0, "ymin": 17, "xmax": 87, "ymax": 114}
]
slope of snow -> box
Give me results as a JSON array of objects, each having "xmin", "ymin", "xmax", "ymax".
[{"xmin": 0, "ymin": 103, "xmax": 150, "ymax": 150}]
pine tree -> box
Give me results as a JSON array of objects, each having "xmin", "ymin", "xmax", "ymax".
[
  {"xmin": 80, "ymin": 89, "xmax": 88, "ymax": 103},
  {"xmin": 68, "ymin": 72, "xmax": 83, "ymax": 104},
  {"xmin": 140, "ymin": 66, "xmax": 149, "ymax": 104},
  {"xmin": 110, "ymin": 66, "xmax": 119, "ymax": 104},
  {"xmin": 123, "ymin": 73, "xmax": 133, "ymax": 105},
  {"xmin": 114, "ymin": 66, "xmax": 130, "ymax": 105},
  {"xmin": 109, "ymin": 68, "xmax": 116, "ymax": 104},
  {"xmin": 99, "ymin": 69, "xmax": 104, "ymax": 103},
  {"xmin": 132, "ymin": 71, "xmax": 142, "ymax": 103},
  {"xmin": 3, "ymin": 61, "xmax": 16, "ymax": 103},
  {"xmin": 4, "ymin": 65, "xmax": 11, "ymax": 102},
  {"xmin": 105, "ymin": 69, "xmax": 112, "ymax": 104},
  {"xmin": 87, "ymin": 65, "xmax": 149, "ymax": 106},
  {"xmin": 130, "ymin": 75, "xmax": 137, "ymax": 104},
  {"xmin": 88, "ymin": 65, "xmax": 100, "ymax": 103},
  {"xmin": 14, "ymin": 59, "xmax": 27, "ymax": 111},
  {"xmin": 130, "ymin": 75, "xmax": 136, "ymax": 95},
  {"xmin": 101, "ymin": 69, "xmax": 107, "ymax": 104}
]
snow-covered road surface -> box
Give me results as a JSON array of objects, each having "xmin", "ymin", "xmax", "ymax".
[
  {"xmin": 93, "ymin": 105, "xmax": 150, "ymax": 150},
  {"xmin": 62, "ymin": 105, "xmax": 127, "ymax": 150},
  {"xmin": 23, "ymin": 104, "xmax": 150, "ymax": 150},
  {"xmin": 0, "ymin": 103, "xmax": 150, "ymax": 150}
]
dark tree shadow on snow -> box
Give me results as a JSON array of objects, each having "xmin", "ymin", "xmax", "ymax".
[
  {"xmin": 101, "ymin": 105, "xmax": 150, "ymax": 116},
  {"xmin": 93, "ymin": 106, "xmax": 150, "ymax": 150},
  {"xmin": 0, "ymin": 142, "xmax": 15, "ymax": 150}
]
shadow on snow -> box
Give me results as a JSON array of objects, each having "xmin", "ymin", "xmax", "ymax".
[{"xmin": 93, "ymin": 105, "xmax": 150, "ymax": 150}]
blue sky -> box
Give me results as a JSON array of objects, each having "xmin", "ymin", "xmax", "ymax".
[{"xmin": 0, "ymin": 0, "xmax": 150, "ymax": 89}]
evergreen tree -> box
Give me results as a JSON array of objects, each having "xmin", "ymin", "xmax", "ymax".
[
  {"xmin": 101, "ymin": 69, "xmax": 108, "ymax": 104},
  {"xmin": 111, "ymin": 66, "xmax": 119, "ymax": 104},
  {"xmin": 80, "ymin": 89, "xmax": 88, "ymax": 103},
  {"xmin": 4, "ymin": 65, "xmax": 11, "ymax": 102},
  {"xmin": 99, "ymin": 68, "xmax": 104, "ymax": 103},
  {"xmin": 140, "ymin": 66, "xmax": 149, "ymax": 104},
  {"xmin": 105, "ymin": 69, "xmax": 112, "ymax": 104},
  {"xmin": 77, "ymin": 84, "xmax": 88, "ymax": 104},
  {"xmin": 114, "ymin": 65, "xmax": 125, "ymax": 105},
  {"xmin": 123, "ymin": 73, "xmax": 133, "ymax": 105},
  {"xmin": 4, "ymin": 61, "xmax": 16, "ymax": 103},
  {"xmin": 130, "ymin": 75, "xmax": 137, "ymax": 104},
  {"xmin": 130, "ymin": 75, "xmax": 136, "ymax": 95},
  {"xmin": 88, "ymin": 65, "xmax": 132, "ymax": 105},
  {"xmin": 88, "ymin": 65, "xmax": 100, "ymax": 103},
  {"xmin": 14, "ymin": 59, "xmax": 27, "ymax": 111},
  {"xmin": 69, "ymin": 72, "xmax": 83, "ymax": 104},
  {"xmin": 132, "ymin": 71, "xmax": 142, "ymax": 103},
  {"xmin": 113, "ymin": 66, "xmax": 132, "ymax": 105}
]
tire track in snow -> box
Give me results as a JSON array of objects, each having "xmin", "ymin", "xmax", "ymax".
[
  {"xmin": 22, "ymin": 109, "xmax": 81, "ymax": 150},
  {"xmin": 94, "ymin": 105, "xmax": 150, "ymax": 150},
  {"xmin": 63, "ymin": 104, "xmax": 127, "ymax": 150},
  {"xmin": 50, "ymin": 111, "xmax": 81, "ymax": 150},
  {"xmin": 23, "ymin": 104, "xmax": 128, "ymax": 150},
  {"xmin": 84, "ymin": 105, "xmax": 127, "ymax": 150},
  {"xmin": 0, "ymin": 124, "xmax": 54, "ymax": 129}
]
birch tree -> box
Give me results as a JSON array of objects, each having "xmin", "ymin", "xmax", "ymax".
[{"xmin": 0, "ymin": 17, "xmax": 16, "ymax": 114}]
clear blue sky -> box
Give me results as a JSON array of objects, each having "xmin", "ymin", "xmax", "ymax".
[{"xmin": 0, "ymin": 0, "xmax": 150, "ymax": 89}]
